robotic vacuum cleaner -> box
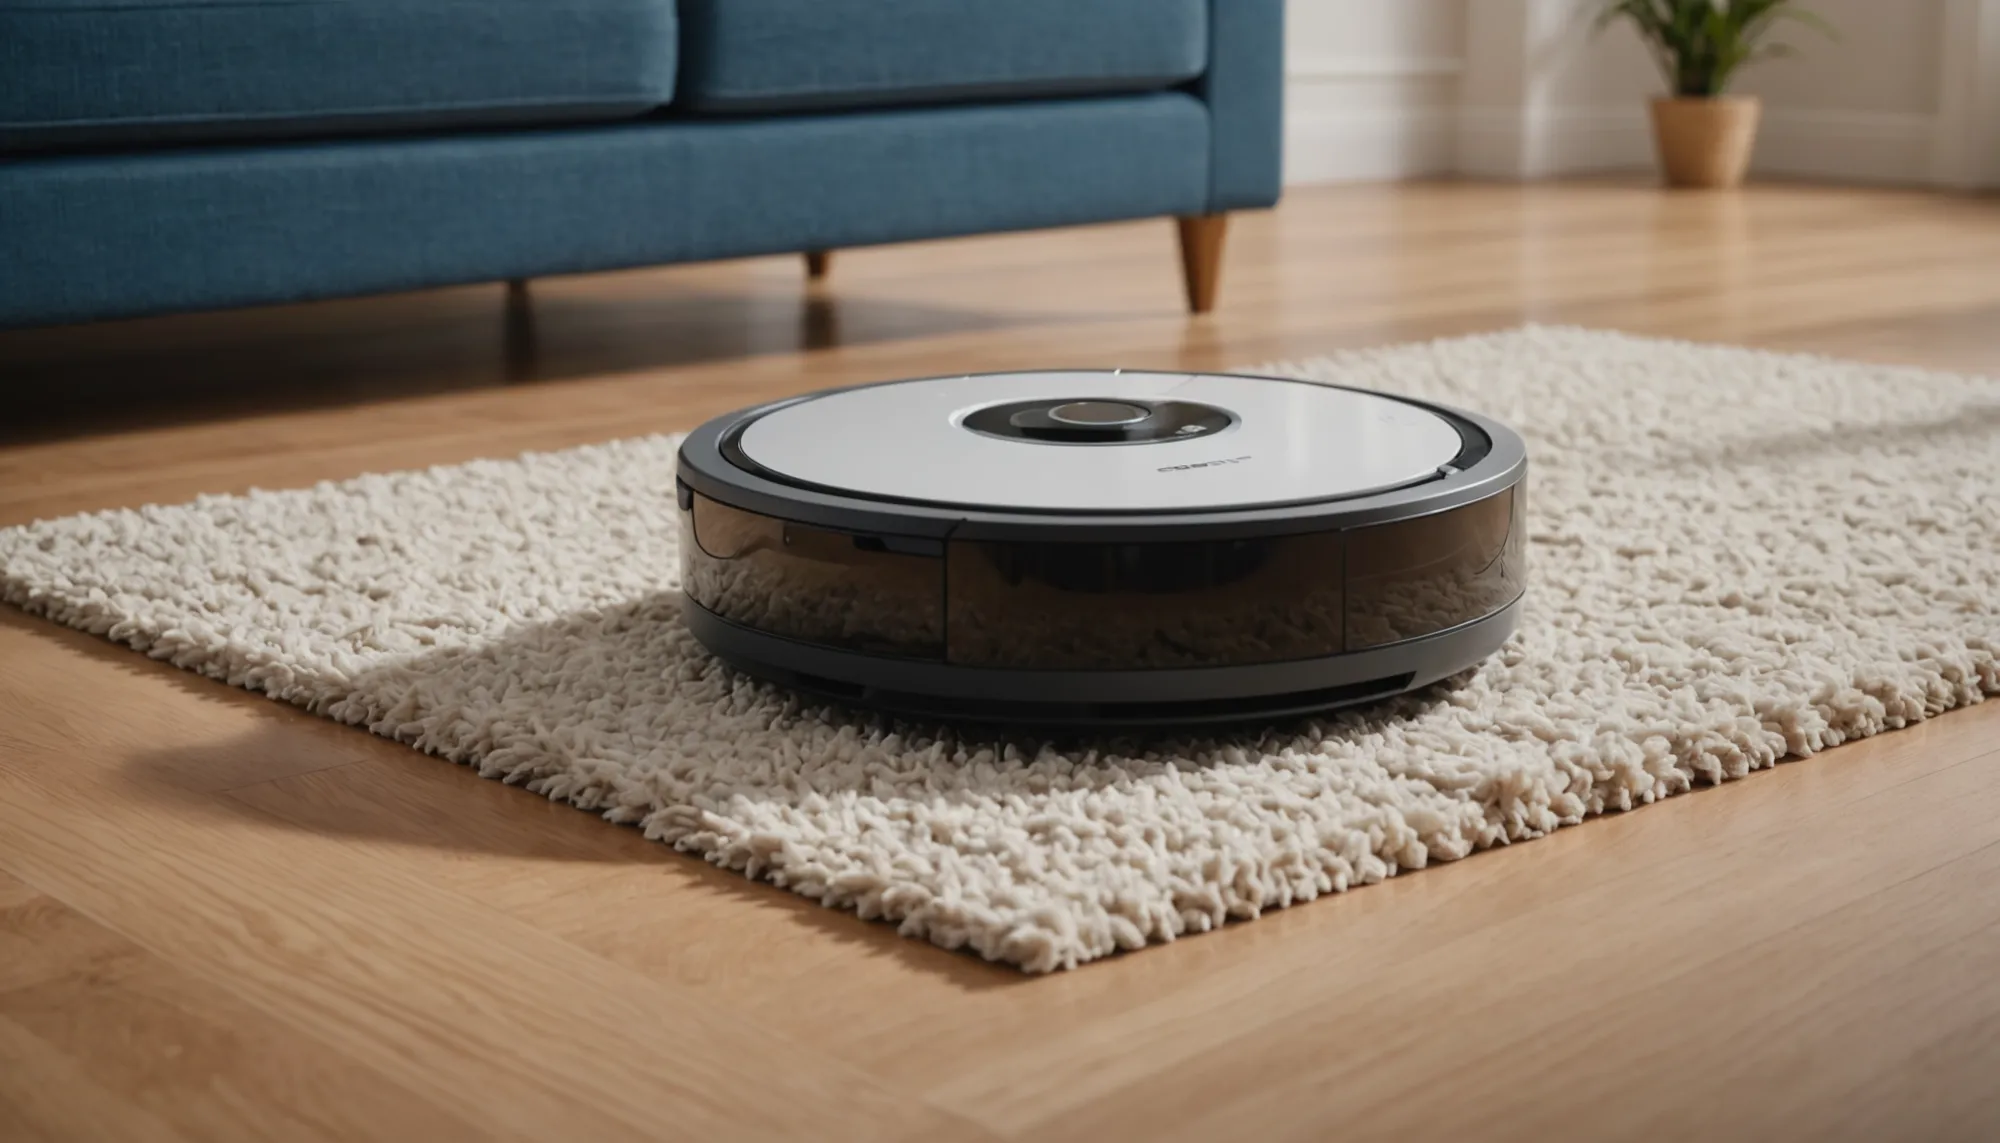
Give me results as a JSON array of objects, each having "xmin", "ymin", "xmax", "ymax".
[{"xmin": 676, "ymin": 370, "xmax": 1527, "ymax": 727}]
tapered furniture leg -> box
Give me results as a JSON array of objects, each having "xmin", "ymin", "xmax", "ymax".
[
  {"xmin": 1176, "ymin": 214, "xmax": 1228, "ymax": 314},
  {"xmin": 805, "ymin": 251, "xmax": 832, "ymax": 280},
  {"xmin": 503, "ymin": 278, "xmax": 535, "ymax": 381}
]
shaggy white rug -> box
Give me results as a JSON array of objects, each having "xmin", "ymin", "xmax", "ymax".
[{"xmin": 4, "ymin": 327, "xmax": 1997, "ymax": 972}]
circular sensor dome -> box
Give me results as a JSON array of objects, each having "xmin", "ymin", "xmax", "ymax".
[
  {"xmin": 966, "ymin": 394, "xmax": 1236, "ymax": 446},
  {"xmin": 1047, "ymin": 400, "xmax": 1149, "ymax": 426},
  {"xmin": 676, "ymin": 369, "xmax": 1528, "ymax": 727}
]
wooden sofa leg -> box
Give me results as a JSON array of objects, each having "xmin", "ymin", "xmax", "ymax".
[
  {"xmin": 502, "ymin": 278, "xmax": 536, "ymax": 381},
  {"xmin": 1176, "ymin": 214, "xmax": 1228, "ymax": 314},
  {"xmin": 805, "ymin": 251, "xmax": 832, "ymax": 280}
]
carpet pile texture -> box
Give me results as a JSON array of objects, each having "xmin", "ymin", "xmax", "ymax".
[{"xmin": 4, "ymin": 327, "xmax": 1996, "ymax": 971}]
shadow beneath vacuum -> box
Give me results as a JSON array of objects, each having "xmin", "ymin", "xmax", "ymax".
[
  {"xmin": 0, "ymin": 608, "xmax": 1016, "ymax": 983},
  {"xmin": 87, "ymin": 591, "xmax": 1458, "ymax": 976},
  {"xmin": 123, "ymin": 728, "xmax": 1031, "ymax": 989},
  {"xmin": 305, "ymin": 588, "xmax": 1461, "ymax": 785}
]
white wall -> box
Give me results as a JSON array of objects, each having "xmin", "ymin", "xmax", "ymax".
[
  {"xmin": 1282, "ymin": 0, "xmax": 2000, "ymax": 188},
  {"xmin": 1282, "ymin": 0, "xmax": 1467, "ymax": 183},
  {"xmin": 1936, "ymin": 0, "xmax": 2000, "ymax": 187}
]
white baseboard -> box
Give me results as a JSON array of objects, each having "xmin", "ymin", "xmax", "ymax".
[
  {"xmin": 1283, "ymin": 107, "xmax": 1461, "ymax": 185},
  {"xmin": 1455, "ymin": 106, "xmax": 1652, "ymax": 180},
  {"xmin": 1447, "ymin": 105, "xmax": 1940, "ymax": 186},
  {"xmin": 1755, "ymin": 110, "xmax": 1941, "ymax": 186}
]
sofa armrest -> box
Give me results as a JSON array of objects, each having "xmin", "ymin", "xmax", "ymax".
[{"xmin": 1196, "ymin": 0, "xmax": 1284, "ymax": 212}]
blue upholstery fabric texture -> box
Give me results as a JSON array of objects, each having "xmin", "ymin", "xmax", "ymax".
[
  {"xmin": 676, "ymin": 0, "xmax": 1205, "ymax": 113},
  {"xmin": 0, "ymin": 95, "xmax": 1210, "ymax": 328},
  {"xmin": 1198, "ymin": 0, "xmax": 1285, "ymax": 212},
  {"xmin": 0, "ymin": 0, "xmax": 679, "ymax": 152}
]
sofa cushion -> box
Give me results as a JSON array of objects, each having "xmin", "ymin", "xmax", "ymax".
[
  {"xmin": 2, "ymin": 94, "xmax": 1211, "ymax": 327},
  {"xmin": 677, "ymin": 0, "xmax": 1206, "ymax": 113},
  {"xmin": 0, "ymin": 0, "xmax": 679, "ymax": 152}
]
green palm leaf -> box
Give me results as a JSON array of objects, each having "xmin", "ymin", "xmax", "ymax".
[{"xmin": 1591, "ymin": 0, "xmax": 1836, "ymax": 97}]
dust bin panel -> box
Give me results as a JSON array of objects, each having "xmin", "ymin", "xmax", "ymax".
[
  {"xmin": 1345, "ymin": 482, "xmax": 1526, "ymax": 650},
  {"xmin": 681, "ymin": 493, "xmax": 945, "ymax": 658},
  {"xmin": 944, "ymin": 531, "xmax": 1346, "ymax": 669}
]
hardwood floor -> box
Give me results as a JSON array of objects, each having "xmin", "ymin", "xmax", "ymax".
[{"xmin": 3, "ymin": 180, "xmax": 1999, "ymax": 1142}]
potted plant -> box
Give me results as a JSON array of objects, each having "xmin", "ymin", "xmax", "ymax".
[{"xmin": 1594, "ymin": 1, "xmax": 1834, "ymax": 188}]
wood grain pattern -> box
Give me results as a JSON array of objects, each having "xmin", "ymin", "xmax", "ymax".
[
  {"xmin": 0, "ymin": 871, "xmax": 489, "ymax": 1143},
  {"xmin": 3, "ymin": 180, "xmax": 1999, "ymax": 1141}
]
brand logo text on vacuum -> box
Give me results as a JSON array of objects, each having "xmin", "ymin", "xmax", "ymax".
[{"xmin": 1158, "ymin": 455, "xmax": 1252, "ymax": 473}]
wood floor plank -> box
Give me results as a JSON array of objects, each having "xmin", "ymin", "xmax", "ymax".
[
  {"xmin": 2, "ymin": 180, "xmax": 1999, "ymax": 1139},
  {"xmin": 1323, "ymin": 839, "xmax": 2000, "ymax": 1143},
  {"xmin": 0, "ymin": 871, "xmax": 197, "ymax": 1143},
  {"xmin": 0, "ymin": 767, "xmax": 993, "ymax": 1142},
  {"xmin": 0, "ymin": 1014, "xmax": 194, "ymax": 1143},
  {"xmin": 962, "ymin": 751, "xmax": 2000, "ymax": 1140},
  {"xmin": 0, "ymin": 869, "xmax": 490, "ymax": 1142}
]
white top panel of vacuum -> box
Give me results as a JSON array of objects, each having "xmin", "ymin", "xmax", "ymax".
[{"xmin": 734, "ymin": 371, "xmax": 1466, "ymax": 512}]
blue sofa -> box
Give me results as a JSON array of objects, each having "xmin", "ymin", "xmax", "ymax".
[{"xmin": 0, "ymin": 0, "xmax": 1284, "ymax": 330}]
